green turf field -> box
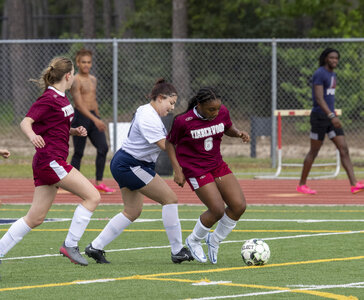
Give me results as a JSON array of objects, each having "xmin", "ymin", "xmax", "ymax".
[{"xmin": 1, "ymin": 204, "xmax": 363, "ymax": 299}]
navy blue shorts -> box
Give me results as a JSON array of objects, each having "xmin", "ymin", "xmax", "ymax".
[{"xmin": 110, "ymin": 149, "xmax": 156, "ymax": 191}]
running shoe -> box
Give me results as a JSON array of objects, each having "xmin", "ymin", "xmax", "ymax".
[
  {"xmin": 171, "ymin": 247, "xmax": 194, "ymax": 264},
  {"xmin": 85, "ymin": 243, "xmax": 110, "ymax": 264},
  {"xmin": 94, "ymin": 183, "xmax": 115, "ymax": 194},
  {"xmin": 205, "ymin": 232, "xmax": 219, "ymax": 264},
  {"xmin": 185, "ymin": 235, "xmax": 207, "ymax": 263},
  {"xmin": 351, "ymin": 182, "xmax": 364, "ymax": 194},
  {"xmin": 59, "ymin": 242, "xmax": 88, "ymax": 266},
  {"xmin": 296, "ymin": 185, "xmax": 317, "ymax": 195}
]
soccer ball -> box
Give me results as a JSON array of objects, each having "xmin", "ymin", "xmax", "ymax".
[{"xmin": 241, "ymin": 238, "xmax": 270, "ymax": 266}]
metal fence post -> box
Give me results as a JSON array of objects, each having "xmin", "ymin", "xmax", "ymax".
[
  {"xmin": 271, "ymin": 39, "xmax": 277, "ymax": 168},
  {"xmin": 112, "ymin": 38, "xmax": 118, "ymax": 154}
]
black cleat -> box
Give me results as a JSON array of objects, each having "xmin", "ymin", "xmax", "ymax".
[
  {"xmin": 171, "ymin": 247, "xmax": 194, "ymax": 264},
  {"xmin": 85, "ymin": 243, "xmax": 110, "ymax": 264}
]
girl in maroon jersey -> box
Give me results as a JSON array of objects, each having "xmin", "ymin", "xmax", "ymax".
[
  {"xmin": 166, "ymin": 87, "xmax": 250, "ymax": 264},
  {"xmin": 0, "ymin": 57, "xmax": 100, "ymax": 266}
]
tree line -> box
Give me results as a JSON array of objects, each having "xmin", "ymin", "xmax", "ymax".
[{"xmin": 1, "ymin": 0, "xmax": 364, "ymax": 40}]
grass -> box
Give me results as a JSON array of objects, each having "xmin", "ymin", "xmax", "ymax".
[
  {"xmin": 1, "ymin": 204, "xmax": 364, "ymax": 299},
  {"xmin": 2, "ymin": 154, "xmax": 364, "ymax": 179}
]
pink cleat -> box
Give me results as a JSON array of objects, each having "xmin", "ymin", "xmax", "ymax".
[
  {"xmin": 296, "ymin": 185, "xmax": 317, "ymax": 195},
  {"xmin": 94, "ymin": 183, "xmax": 115, "ymax": 194},
  {"xmin": 350, "ymin": 182, "xmax": 364, "ymax": 194}
]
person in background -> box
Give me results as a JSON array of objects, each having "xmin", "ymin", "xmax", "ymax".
[
  {"xmin": 165, "ymin": 87, "xmax": 250, "ymax": 264},
  {"xmin": 70, "ymin": 48, "xmax": 115, "ymax": 194},
  {"xmin": 296, "ymin": 48, "xmax": 364, "ymax": 195},
  {"xmin": 0, "ymin": 149, "xmax": 10, "ymax": 159},
  {"xmin": 84, "ymin": 78, "xmax": 193, "ymax": 264},
  {"xmin": 0, "ymin": 57, "xmax": 100, "ymax": 266}
]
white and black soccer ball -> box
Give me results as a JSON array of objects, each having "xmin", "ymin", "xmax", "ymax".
[{"xmin": 241, "ymin": 238, "xmax": 270, "ymax": 266}]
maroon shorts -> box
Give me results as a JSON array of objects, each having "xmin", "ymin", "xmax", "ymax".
[
  {"xmin": 33, "ymin": 159, "xmax": 73, "ymax": 187},
  {"xmin": 186, "ymin": 161, "xmax": 232, "ymax": 191}
]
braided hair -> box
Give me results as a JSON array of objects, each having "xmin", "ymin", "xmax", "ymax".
[
  {"xmin": 319, "ymin": 48, "xmax": 340, "ymax": 67},
  {"xmin": 185, "ymin": 87, "xmax": 221, "ymax": 113}
]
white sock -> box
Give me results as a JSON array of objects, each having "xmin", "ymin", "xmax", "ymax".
[
  {"xmin": 190, "ymin": 218, "xmax": 211, "ymax": 242},
  {"xmin": 210, "ymin": 213, "xmax": 237, "ymax": 246},
  {"xmin": 162, "ymin": 204, "xmax": 183, "ymax": 255},
  {"xmin": 0, "ymin": 217, "xmax": 31, "ymax": 256},
  {"xmin": 65, "ymin": 204, "xmax": 93, "ymax": 248},
  {"xmin": 92, "ymin": 212, "xmax": 132, "ymax": 250}
]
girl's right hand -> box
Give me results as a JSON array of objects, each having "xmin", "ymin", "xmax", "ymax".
[
  {"xmin": 30, "ymin": 134, "xmax": 45, "ymax": 148},
  {"xmin": 174, "ymin": 170, "xmax": 186, "ymax": 188}
]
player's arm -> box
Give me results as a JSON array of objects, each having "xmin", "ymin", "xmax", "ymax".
[
  {"xmin": 225, "ymin": 125, "xmax": 250, "ymax": 143},
  {"xmin": 165, "ymin": 139, "xmax": 185, "ymax": 187},
  {"xmin": 93, "ymin": 77, "xmax": 101, "ymax": 117},
  {"xmin": 71, "ymin": 77, "xmax": 106, "ymax": 131},
  {"xmin": 155, "ymin": 138, "xmax": 166, "ymax": 150},
  {"xmin": 314, "ymin": 85, "xmax": 341, "ymax": 128},
  {"xmin": 20, "ymin": 117, "xmax": 45, "ymax": 148},
  {"xmin": 0, "ymin": 149, "xmax": 10, "ymax": 158}
]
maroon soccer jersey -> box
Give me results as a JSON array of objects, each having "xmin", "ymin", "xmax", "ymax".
[
  {"xmin": 26, "ymin": 88, "xmax": 74, "ymax": 167},
  {"xmin": 167, "ymin": 104, "xmax": 232, "ymax": 178}
]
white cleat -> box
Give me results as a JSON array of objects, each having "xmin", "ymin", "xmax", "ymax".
[
  {"xmin": 205, "ymin": 232, "xmax": 219, "ymax": 264},
  {"xmin": 185, "ymin": 235, "xmax": 207, "ymax": 263}
]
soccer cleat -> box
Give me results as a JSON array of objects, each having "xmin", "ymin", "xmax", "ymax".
[
  {"xmin": 205, "ymin": 232, "xmax": 219, "ymax": 264},
  {"xmin": 59, "ymin": 242, "xmax": 88, "ymax": 266},
  {"xmin": 85, "ymin": 243, "xmax": 110, "ymax": 264},
  {"xmin": 185, "ymin": 235, "xmax": 207, "ymax": 263},
  {"xmin": 296, "ymin": 185, "xmax": 317, "ymax": 195},
  {"xmin": 351, "ymin": 182, "xmax": 364, "ymax": 194},
  {"xmin": 94, "ymin": 183, "xmax": 115, "ymax": 194},
  {"xmin": 171, "ymin": 247, "xmax": 194, "ymax": 264}
]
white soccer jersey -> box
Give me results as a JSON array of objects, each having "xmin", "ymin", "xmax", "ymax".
[{"xmin": 121, "ymin": 103, "xmax": 166, "ymax": 162}]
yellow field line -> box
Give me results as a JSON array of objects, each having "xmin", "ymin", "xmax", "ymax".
[{"xmin": 0, "ymin": 255, "xmax": 363, "ymax": 299}]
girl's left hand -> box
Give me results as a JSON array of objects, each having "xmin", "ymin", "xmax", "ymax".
[
  {"xmin": 239, "ymin": 131, "xmax": 250, "ymax": 143},
  {"xmin": 71, "ymin": 126, "xmax": 87, "ymax": 137}
]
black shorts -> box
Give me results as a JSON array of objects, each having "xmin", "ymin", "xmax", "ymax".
[{"xmin": 310, "ymin": 111, "xmax": 344, "ymax": 141}]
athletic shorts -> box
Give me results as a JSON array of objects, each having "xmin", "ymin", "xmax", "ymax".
[
  {"xmin": 110, "ymin": 149, "xmax": 156, "ymax": 191},
  {"xmin": 310, "ymin": 111, "xmax": 344, "ymax": 141},
  {"xmin": 186, "ymin": 161, "xmax": 232, "ymax": 191},
  {"xmin": 33, "ymin": 159, "xmax": 73, "ymax": 187}
]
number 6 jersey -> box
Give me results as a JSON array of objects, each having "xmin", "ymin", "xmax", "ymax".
[{"xmin": 166, "ymin": 104, "xmax": 232, "ymax": 178}]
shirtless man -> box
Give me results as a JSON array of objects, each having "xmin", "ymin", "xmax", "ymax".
[{"xmin": 70, "ymin": 48, "xmax": 115, "ymax": 194}]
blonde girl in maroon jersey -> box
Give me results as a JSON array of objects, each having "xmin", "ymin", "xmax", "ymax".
[{"xmin": 0, "ymin": 57, "xmax": 100, "ymax": 266}]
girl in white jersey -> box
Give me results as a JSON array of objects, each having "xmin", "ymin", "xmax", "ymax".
[
  {"xmin": 84, "ymin": 78, "xmax": 193, "ymax": 264},
  {"xmin": 166, "ymin": 87, "xmax": 250, "ymax": 264}
]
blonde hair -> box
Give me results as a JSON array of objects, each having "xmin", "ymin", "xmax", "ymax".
[{"xmin": 31, "ymin": 57, "xmax": 73, "ymax": 91}]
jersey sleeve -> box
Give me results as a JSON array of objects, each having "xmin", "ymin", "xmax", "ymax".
[
  {"xmin": 26, "ymin": 97, "xmax": 52, "ymax": 122},
  {"xmin": 312, "ymin": 69, "xmax": 324, "ymax": 86},
  {"xmin": 139, "ymin": 115, "xmax": 166, "ymax": 144},
  {"xmin": 222, "ymin": 105, "xmax": 233, "ymax": 131},
  {"xmin": 166, "ymin": 116, "xmax": 182, "ymax": 145}
]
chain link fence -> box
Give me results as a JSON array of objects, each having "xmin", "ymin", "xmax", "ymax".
[{"xmin": 1, "ymin": 38, "xmax": 364, "ymax": 173}]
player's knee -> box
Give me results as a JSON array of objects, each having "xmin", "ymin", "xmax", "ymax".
[
  {"xmin": 234, "ymin": 200, "xmax": 247, "ymax": 217},
  {"xmin": 209, "ymin": 205, "xmax": 225, "ymax": 220},
  {"xmin": 124, "ymin": 208, "xmax": 142, "ymax": 221},
  {"xmin": 98, "ymin": 144, "xmax": 109, "ymax": 156},
  {"xmin": 338, "ymin": 145, "xmax": 349, "ymax": 157},
  {"xmin": 85, "ymin": 191, "xmax": 101, "ymax": 211},
  {"xmin": 25, "ymin": 216, "xmax": 44, "ymax": 228}
]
